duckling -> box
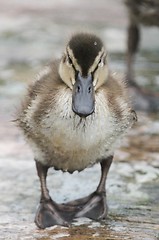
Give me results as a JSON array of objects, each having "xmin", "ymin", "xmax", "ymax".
[
  {"xmin": 125, "ymin": 0, "xmax": 159, "ymax": 83},
  {"xmin": 17, "ymin": 32, "xmax": 137, "ymax": 229}
]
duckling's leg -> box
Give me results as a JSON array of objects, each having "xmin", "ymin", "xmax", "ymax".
[
  {"xmin": 34, "ymin": 161, "xmax": 69, "ymax": 228},
  {"xmin": 65, "ymin": 155, "xmax": 113, "ymax": 220},
  {"xmin": 126, "ymin": 21, "xmax": 140, "ymax": 85}
]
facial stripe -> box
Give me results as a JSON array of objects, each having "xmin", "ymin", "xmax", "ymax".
[
  {"xmin": 88, "ymin": 47, "xmax": 105, "ymax": 74},
  {"xmin": 67, "ymin": 47, "xmax": 82, "ymax": 74},
  {"xmin": 68, "ymin": 33, "xmax": 104, "ymax": 76}
]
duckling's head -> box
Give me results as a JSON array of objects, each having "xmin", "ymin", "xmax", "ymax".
[{"xmin": 59, "ymin": 33, "xmax": 109, "ymax": 117}]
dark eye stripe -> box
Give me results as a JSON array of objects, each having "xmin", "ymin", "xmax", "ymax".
[
  {"xmin": 68, "ymin": 55, "xmax": 73, "ymax": 65},
  {"xmin": 66, "ymin": 50, "xmax": 73, "ymax": 65},
  {"xmin": 98, "ymin": 52, "xmax": 105, "ymax": 65},
  {"xmin": 66, "ymin": 50, "xmax": 79, "ymax": 77},
  {"xmin": 92, "ymin": 65, "xmax": 98, "ymax": 75},
  {"xmin": 92, "ymin": 52, "xmax": 105, "ymax": 75}
]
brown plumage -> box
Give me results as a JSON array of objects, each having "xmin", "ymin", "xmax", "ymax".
[
  {"xmin": 124, "ymin": 0, "xmax": 159, "ymax": 111},
  {"xmin": 17, "ymin": 32, "xmax": 136, "ymax": 228},
  {"xmin": 125, "ymin": 0, "xmax": 159, "ymax": 26},
  {"xmin": 125, "ymin": 0, "xmax": 159, "ymax": 82}
]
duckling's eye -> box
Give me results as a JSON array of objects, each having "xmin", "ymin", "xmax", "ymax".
[
  {"xmin": 98, "ymin": 59, "xmax": 104, "ymax": 67},
  {"xmin": 98, "ymin": 56, "xmax": 106, "ymax": 67},
  {"xmin": 92, "ymin": 58, "xmax": 104, "ymax": 74},
  {"xmin": 98, "ymin": 58, "xmax": 102, "ymax": 65},
  {"xmin": 67, "ymin": 55, "xmax": 73, "ymax": 65}
]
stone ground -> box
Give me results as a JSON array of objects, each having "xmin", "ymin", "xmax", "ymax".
[{"xmin": 0, "ymin": 0, "xmax": 159, "ymax": 239}]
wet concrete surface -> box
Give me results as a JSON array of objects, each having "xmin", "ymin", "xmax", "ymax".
[
  {"xmin": 0, "ymin": 0, "xmax": 159, "ymax": 239},
  {"xmin": 1, "ymin": 110, "xmax": 159, "ymax": 240}
]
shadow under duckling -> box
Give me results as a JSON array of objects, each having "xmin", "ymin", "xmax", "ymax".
[
  {"xmin": 125, "ymin": 0, "xmax": 159, "ymax": 111},
  {"xmin": 16, "ymin": 32, "xmax": 137, "ymax": 229}
]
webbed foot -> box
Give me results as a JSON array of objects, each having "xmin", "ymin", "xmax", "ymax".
[
  {"xmin": 35, "ymin": 156, "xmax": 113, "ymax": 228},
  {"xmin": 65, "ymin": 191, "xmax": 107, "ymax": 220},
  {"xmin": 35, "ymin": 199, "xmax": 69, "ymax": 229}
]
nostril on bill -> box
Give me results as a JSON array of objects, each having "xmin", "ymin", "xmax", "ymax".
[
  {"xmin": 88, "ymin": 86, "xmax": 92, "ymax": 93},
  {"xmin": 76, "ymin": 85, "xmax": 81, "ymax": 93}
]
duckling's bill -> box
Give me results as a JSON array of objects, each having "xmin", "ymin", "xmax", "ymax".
[{"xmin": 72, "ymin": 72, "xmax": 95, "ymax": 117}]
